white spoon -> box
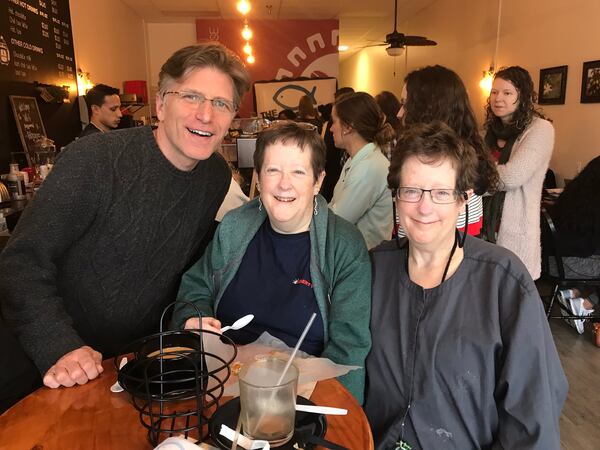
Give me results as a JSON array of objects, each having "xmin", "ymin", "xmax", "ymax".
[
  {"xmin": 220, "ymin": 314, "xmax": 254, "ymax": 333},
  {"xmin": 110, "ymin": 357, "xmax": 128, "ymax": 393}
]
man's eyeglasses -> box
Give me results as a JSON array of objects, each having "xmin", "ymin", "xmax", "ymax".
[
  {"xmin": 163, "ymin": 91, "xmax": 236, "ymax": 114},
  {"xmin": 396, "ymin": 187, "xmax": 464, "ymax": 204}
]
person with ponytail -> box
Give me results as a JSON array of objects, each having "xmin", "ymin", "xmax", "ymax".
[
  {"xmin": 364, "ymin": 122, "xmax": 566, "ymax": 450},
  {"xmin": 329, "ymin": 92, "xmax": 394, "ymax": 249},
  {"xmin": 483, "ymin": 66, "xmax": 554, "ymax": 279}
]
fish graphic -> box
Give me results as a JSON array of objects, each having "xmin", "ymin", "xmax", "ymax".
[{"xmin": 272, "ymin": 84, "xmax": 317, "ymax": 111}]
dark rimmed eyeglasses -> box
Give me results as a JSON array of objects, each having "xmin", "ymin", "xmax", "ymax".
[
  {"xmin": 163, "ymin": 91, "xmax": 237, "ymax": 114},
  {"xmin": 396, "ymin": 187, "xmax": 464, "ymax": 204}
]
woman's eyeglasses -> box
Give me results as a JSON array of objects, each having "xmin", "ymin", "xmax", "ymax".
[
  {"xmin": 163, "ymin": 90, "xmax": 237, "ymax": 114},
  {"xmin": 396, "ymin": 187, "xmax": 463, "ymax": 204}
]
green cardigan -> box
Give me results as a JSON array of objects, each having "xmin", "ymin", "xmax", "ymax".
[{"xmin": 173, "ymin": 195, "xmax": 372, "ymax": 403}]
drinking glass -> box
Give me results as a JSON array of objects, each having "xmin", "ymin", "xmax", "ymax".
[{"xmin": 239, "ymin": 357, "xmax": 298, "ymax": 447}]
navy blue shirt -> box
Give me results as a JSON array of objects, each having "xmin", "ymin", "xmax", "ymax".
[{"xmin": 217, "ymin": 220, "xmax": 324, "ymax": 355}]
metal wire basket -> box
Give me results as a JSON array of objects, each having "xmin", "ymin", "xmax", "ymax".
[{"xmin": 115, "ymin": 301, "xmax": 237, "ymax": 446}]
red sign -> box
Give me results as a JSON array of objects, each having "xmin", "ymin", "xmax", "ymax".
[{"xmin": 196, "ymin": 19, "xmax": 339, "ymax": 117}]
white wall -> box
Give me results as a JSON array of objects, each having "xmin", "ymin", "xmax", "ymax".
[
  {"xmin": 145, "ymin": 22, "xmax": 196, "ymax": 112},
  {"xmin": 340, "ymin": 0, "xmax": 600, "ymax": 184},
  {"xmin": 70, "ymin": 0, "xmax": 147, "ymax": 90}
]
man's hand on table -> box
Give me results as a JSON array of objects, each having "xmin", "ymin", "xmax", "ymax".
[
  {"xmin": 184, "ymin": 317, "xmax": 221, "ymax": 333},
  {"xmin": 43, "ymin": 345, "xmax": 104, "ymax": 388}
]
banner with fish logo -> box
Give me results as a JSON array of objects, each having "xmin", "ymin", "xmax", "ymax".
[
  {"xmin": 254, "ymin": 78, "xmax": 337, "ymax": 119},
  {"xmin": 196, "ymin": 19, "xmax": 339, "ymax": 117}
]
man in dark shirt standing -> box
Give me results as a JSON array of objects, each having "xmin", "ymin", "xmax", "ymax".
[
  {"xmin": 0, "ymin": 43, "xmax": 250, "ymax": 409},
  {"xmin": 79, "ymin": 83, "xmax": 123, "ymax": 137}
]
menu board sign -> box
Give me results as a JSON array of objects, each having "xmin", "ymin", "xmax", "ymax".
[
  {"xmin": 9, "ymin": 95, "xmax": 46, "ymax": 164},
  {"xmin": 0, "ymin": 0, "xmax": 76, "ymax": 89}
]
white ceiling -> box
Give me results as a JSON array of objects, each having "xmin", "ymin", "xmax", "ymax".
[{"xmin": 120, "ymin": 0, "xmax": 437, "ymax": 56}]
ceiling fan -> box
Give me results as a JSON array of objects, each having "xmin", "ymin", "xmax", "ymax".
[{"xmin": 367, "ymin": 0, "xmax": 437, "ymax": 56}]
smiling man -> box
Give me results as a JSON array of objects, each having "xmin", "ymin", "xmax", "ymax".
[{"xmin": 0, "ymin": 44, "xmax": 250, "ymax": 407}]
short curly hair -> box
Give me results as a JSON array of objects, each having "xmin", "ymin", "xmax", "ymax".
[
  {"xmin": 254, "ymin": 121, "xmax": 326, "ymax": 183},
  {"xmin": 388, "ymin": 122, "xmax": 479, "ymax": 196}
]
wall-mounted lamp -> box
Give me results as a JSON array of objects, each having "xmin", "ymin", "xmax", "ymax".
[
  {"xmin": 479, "ymin": 67, "xmax": 494, "ymax": 95},
  {"xmin": 77, "ymin": 68, "xmax": 94, "ymax": 95},
  {"xmin": 246, "ymin": 54, "xmax": 255, "ymax": 64},
  {"xmin": 243, "ymin": 42, "xmax": 252, "ymax": 55}
]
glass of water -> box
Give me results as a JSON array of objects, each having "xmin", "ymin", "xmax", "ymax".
[{"xmin": 238, "ymin": 356, "xmax": 298, "ymax": 447}]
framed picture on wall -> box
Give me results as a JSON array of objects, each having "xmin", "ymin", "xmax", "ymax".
[
  {"xmin": 581, "ymin": 60, "xmax": 600, "ymax": 103},
  {"xmin": 538, "ymin": 66, "xmax": 568, "ymax": 105}
]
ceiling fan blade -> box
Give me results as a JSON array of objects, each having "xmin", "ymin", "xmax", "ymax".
[
  {"xmin": 403, "ymin": 36, "xmax": 437, "ymax": 46},
  {"xmin": 358, "ymin": 43, "xmax": 388, "ymax": 49}
]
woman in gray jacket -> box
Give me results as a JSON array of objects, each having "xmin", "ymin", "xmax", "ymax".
[{"xmin": 365, "ymin": 122, "xmax": 567, "ymax": 450}]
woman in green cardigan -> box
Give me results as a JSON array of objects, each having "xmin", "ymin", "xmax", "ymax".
[{"xmin": 173, "ymin": 121, "xmax": 372, "ymax": 403}]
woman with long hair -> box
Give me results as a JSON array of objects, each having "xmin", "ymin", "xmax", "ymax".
[
  {"xmin": 329, "ymin": 92, "xmax": 395, "ymax": 249},
  {"xmin": 398, "ymin": 65, "xmax": 499, "ymax": 237},
  {"xmin": 484, "ymin": 66, "xmax": 554, "ymax": 279},
  {"xmin": 375, "ymin": 91, "xmax": 401, "ymax": 132}
]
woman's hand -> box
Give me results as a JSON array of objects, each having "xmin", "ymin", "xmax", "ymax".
[{"xmin": 184, "ymin": 317, "xmax": 222, "ymax": 333}]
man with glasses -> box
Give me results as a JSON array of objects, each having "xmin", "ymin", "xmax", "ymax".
[{"xmin": 0, "ymin": 44, "xmax": 250, "ymax": 405}]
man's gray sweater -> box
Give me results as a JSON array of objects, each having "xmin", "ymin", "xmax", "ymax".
[{"xmin": 0, "ymin": 126, "xmax": 230, "ymax": 374}]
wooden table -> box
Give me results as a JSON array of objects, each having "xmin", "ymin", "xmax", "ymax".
[{"xmin": 0, "ymin": 359, "xmax": 373, "ymax": 450}]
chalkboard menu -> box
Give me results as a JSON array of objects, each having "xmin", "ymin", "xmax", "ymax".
[
  {"xmin": 0, "ymin": 0, "xmax": 76, "ymax": 89},
  {"xmin": 9, "ymin": 95, "xmax": 46, "ymax": 163}
]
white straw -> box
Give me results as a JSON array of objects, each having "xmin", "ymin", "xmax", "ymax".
[{"xmin": 276, "ymin": 312, "xmax": 316, "ymax": 385}]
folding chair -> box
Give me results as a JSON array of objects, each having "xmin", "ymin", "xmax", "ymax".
[{"xmin": 540, "ymin": 207, "xmax": 600, "ymax": 321}]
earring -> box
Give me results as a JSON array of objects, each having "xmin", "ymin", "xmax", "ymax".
[
  {"xmin": 258, "ymin": 197, "xmax": 263, "ymax": 212},
  {"xmin": 313, "ymin": 197, "xmax": 318, "ymax": 216}
]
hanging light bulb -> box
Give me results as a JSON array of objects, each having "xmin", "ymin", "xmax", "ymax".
[
  {"xmin": 243, "ymin": 42, "xmax": 252, "ymax": 55},
  {"xmin": 246, "ymin": 54, "xmax": 255, "ymax": 64},
  {"xmin": 241, "ymin": 24, "xmax": 253, "ymax": 41},
  {"xmin": 236, "ymin": 0, "xmax": 251, "ymax": 15}
]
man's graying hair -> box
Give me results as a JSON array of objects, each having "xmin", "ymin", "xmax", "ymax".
[{"xmin": 158, "ymin": 43, "xmax": 251, "ymax": 109}]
